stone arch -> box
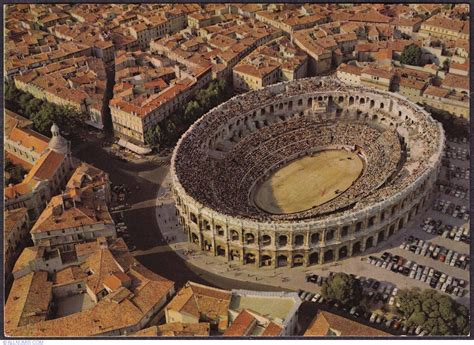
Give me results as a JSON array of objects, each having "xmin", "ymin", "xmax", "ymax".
[
  {"xmin": 230, "ymin": 249, "xmax": 240, "ymax": 261},
  {"xmin": 245, "ymin": 233, "xmax": 255, "ymax": 245},
  {"xmin": 349, "ymin": 96, "xmax": 354, "ymax": 106},
  {"xmin": 230, "ymin": 230, "xmax": 239, "ymax": 241},
  {"xmin": 380, "ymin": 102, "xmax": 384, "ymax": 109},
  {"xmin": 360, "ymin": 98, "xmax": 365, "ymax": 104},
  {"xmin": 216, "ymin": 245, "xmax": 225, "ymax": 256},
  {"xmin": 389, "ymin": 225, "xmax": 395, "ymax": 237},
  {"xmin": 294, "ymin": 234, "xmax": 304, "ymax": 246},
  {"xmin": 261, "ymin": 235, "xmax": 271, "ymax": 246},
  {"xmin": 311, "ymin": 233, "xmax": 320, "ymax": 244},
  {"xmin": 398, "ymin": 218, "xmax": 404, "ymax": 230},
  {"xmin": 355, "ymin": 221, "xmax": 363, "ymax": 232},
  {"xmin": 377, "ymin": 231, "xmax": 385, "ymax": 243},
  {"xmin": 216, "ymin": 225, "xmax": 224, "ymax": 236},
  {"xmin": 341, "ymin": 226, "xmax": 349, "ymax": 238},
  {"xmin": 352, "ymin": 241, "xmax": 361, "ymax": 255},
  {"xmin": 203, "ymin": 239, "xmax": 212, "ymax": 251},
  {"xmin": 202, "ymin": 219, "xmax": 211, "ymax": 231},
  {"xmin": 339, "ymin": 246, "xmax": 348, "ymax": 259},
  {"xmin": 244, "ymin": 253, "xmax": 256, "ymax": 264},
  {"xmin": 191, "ymin": 233, "xmax": 199, "ymax": 244},
  {"xmin": 368, "ymin": 216, "xmax": 376, "ymax": 227},
  {"xmin": 190, "ymin": 213, "xmax": 198, "ymax": 223},
  {"xmin": 261, "ymin": 255, "xmax": 272, "ymax": 266},
  {"xmin": 326, "ymin": 229, "xmax": 335, "ymax": 241},
  {"xmin": 307, "ymin": 98, "xmax": 313, "ymax": 107},
  {"xmin": 309, "ymin": 252, "xmax": 319, "ymax": 265},
  {"xmin": 293, "ymin": 254, "xmax": 304, "ymax": 267},
  {"xmin": 277, "ymin": 255, "xmax": 288, "ymax": 267},
  {"xmin": 324, "ymin": 249, "xmax": 334, "ymax": 263},
  {"xmin": 370, "ymin": 99, "xmax": 375, "ymax": 108},
  {"xmin": 278, "ymin": 234, "xmax": 288, "ymax": 247},
  {"xmin": 366, "ymin": 236, "xmax": 374, "ymax": 249}
]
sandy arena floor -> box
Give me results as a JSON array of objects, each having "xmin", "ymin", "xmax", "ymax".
[{"xmin": 253, "ymin": 149, "xmax": 364, "ymax": 214}]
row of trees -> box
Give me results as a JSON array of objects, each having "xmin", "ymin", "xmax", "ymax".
[
  {"xmin": 397, "ymin": 288, "xmax": 469, "ymax": 335},
  {"xmin": 320, "ymin": 273, "xmax": 469, "ymax": 335},
  {"xmin": 144, "ymin": 79, "xmax": 232, "ymax": 150},
  {"xmin": 5, "ymin": 82, "xmax": 84, "ymax": 136}
]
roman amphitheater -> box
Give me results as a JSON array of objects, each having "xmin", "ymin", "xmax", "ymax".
[{"xmin": 170, "ymin": 77, "xmax": 445, "ymax": 268}]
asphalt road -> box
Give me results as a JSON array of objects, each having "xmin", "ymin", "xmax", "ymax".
[{"xmin": 73, "ymin": 136, "xmax": 288, "ymax": 292}]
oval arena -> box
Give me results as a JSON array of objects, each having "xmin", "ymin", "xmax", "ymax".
[{"xmin": 171, "ymin": 77, "xmax": 445, "ymax": 268}]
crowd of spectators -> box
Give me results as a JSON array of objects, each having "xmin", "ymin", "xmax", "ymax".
[{"xmin": 173, "ymin": 77, "xmax": 443, "ymax": 223}]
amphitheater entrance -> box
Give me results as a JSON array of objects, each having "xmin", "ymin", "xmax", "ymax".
[
  {"xmin": 366, "ymin": 237, "xmax": 374, "ymax": 250},
  {"xmin": 216, "ymin": 245, "xmax": 225, "ymax": 256},
  {"xmin": 339, "ymin": 246, "xmax": 348, "ymax": 259},
  {"xmin": 377, "ymin": 231, "xmax": 385, "ymax": 243},
  {"xmin": 244, "ymin": 253, "xmax": 256, "ymax": 264},
  {"xmin": 324, "ymin": 250, "xmax": 334, "ymax": 263},
  {"xmin": 293, "ymin": 254, "xmax": 304, "ymax": 267},
  {"xmin": 253, "ymin": 150, "xmax": 364, "ymax": 214},
  {"xmin": 261, "ymin": 255, "xmax": 272, "ymax": 267},
  {"xmin": 309, "ymin": 252, "xmax": 319, "ymax": 265},
  {"xmin": 277, "ymin": 255, "xmax": 288, "ymax": 267},
  {"xmin": 352, "ymin": 242, "xmax": 361, "ymax": 255},
  {"xmin": 230, "ymin": 249, "xmax": 240, "ymax": 261}
]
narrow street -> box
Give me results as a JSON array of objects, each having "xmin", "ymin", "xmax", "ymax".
[{"xmin": 73, "ymin": 136, "xmax": 289, "ymax": 292}]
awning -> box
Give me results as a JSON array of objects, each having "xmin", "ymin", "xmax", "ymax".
[{"xmin": 117, "ymin": 139, "xmax": 152, "ymax": 155}]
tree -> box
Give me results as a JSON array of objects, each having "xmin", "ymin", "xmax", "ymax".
[
  {"xmin": 395, "ymin": 288, "xmax": 469, "ymax": 335},
  {"xmin": 321, "ymin": 272, "xmax": 363, "ymax": 307},
  {"xmin": 144, "ymin": 125, "xmax": 163, "ymax": 148},
  {"xmin": 400, "ymin": 44, "xmax": 422, "ymax": 66}
]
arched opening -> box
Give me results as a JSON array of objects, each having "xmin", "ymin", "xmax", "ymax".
[
  {"xmin": 309, "ymin": 252, "xmax": 319, "ymax": 265},
  {"xmin": 341, "ymin": 226, "xmax": 349, "ymax": 238},
  {"xmin": 204, "ymin": 240, "xmax": 212, "ymax": 251},
  {"xmin": 370, "ymin": 99, "xmax": 375, "ymax": 109},
  {"xmin": 398, "ymin": 218, "xmax": 404, "ymax": 230},
  {"xmin": 230, "ymin": 249, "xmax": 240, "ymax": 261},
  {"xmin": 231, "ymin": 230, "xmax": 239, "ymax": 241},
  {"xmin": 389, "ymin": 225, "xmax": 395, "ymax": 237},
  {"xmin": 339, "ymin": 246, "xmax": 348, "ymax": 259},
  {"xmin": 355, "ymin": 222, "xmax": 362, "ymax": 232},
  {"xmin": 298, "ymin": 99, "xmax": 303, "ymax": 106},
  {"xmin": 288, "ymin": 101, "xmax": 293, "ymax": 110},
  {"xmin": 278, "ymin": 235, "xmax": 288, "ymax": 247},
  {"xmin": 307, "ymin": 98, "xmax": 313, "ymax": 107},
  {"xmin": 311, "ymin": 233, "xmax": 320, "ymax": 245},
  {"xmin": 191, "ymin": 233, "xmax": 199, "ymax": 244},
  {"xmin": 202, "ymin": 220, "xmax": 211, "ymax": 231},
  {"xmin": 366, "ymin": 237, "xmax": 374, "ymax": 249},
  {"xmin": 293, "ymin": 254, "xmax": 304, "ymax": 267},
  {"xmin": 190, "ymin": 213, "xmax": 197, "ymax": 223},
  {"xmin": 261, "ymin": 255, "xmax": 272, "ymax": 267},
  {"xmin": 338, "ymin": 96, "xmax": 344, "ymax": 103},
  {"xmin": 261, "ymin": 235, "xmax": 271, "ymax": 246},
  {"xmin": 324, "ymin": 250, "xmax": 334, "ymax": 263},
  {"xmin": 326, "ymin": 229, "xmax": 335, "ymax": 241},
  {"xmin": 352, "ymin": 241, "xmax": 361, "ymax": 255},
  {"xmin": 349, "ymin": 96, "xmax": 354, "ymax": 106},
  {"xmin": 380, "ymin": 102, "xmax": 384, "ymax": 109},
  {"xmin": 377, "ymin": 231, "xmax": 385, "ymax": 243},
  {"xmin": 245, "ymin": 233, "xmax": 255, "ymax": 245},
  {"xmin": 216, "ymin": 245, "xmax": 225, "ymax": 256},
  {"xmin": 277, "ymin": 255, "xmax": 288, "ymax": 267},
  {"xmin": 368, "ymin": 216, "xmax": 376, "ymax": 227},
  {"xmin": 294, "ymin": 235, "xmax": 304, "ymax": 246},
  {"xmin": 216, "ymin": 225, "xmax": 224, "ymax": 237},
  {"xmin": 244, "ymin": 253, "xmax": 256, "ymax": 264},
  {"xmin": 360, "ymin": 98, "xmax": 365, "ymax": 104}
]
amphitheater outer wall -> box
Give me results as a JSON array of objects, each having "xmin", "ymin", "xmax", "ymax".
[{"xmin": 170, "ymin": 77, "xmax": 445, "ymax": 268}]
